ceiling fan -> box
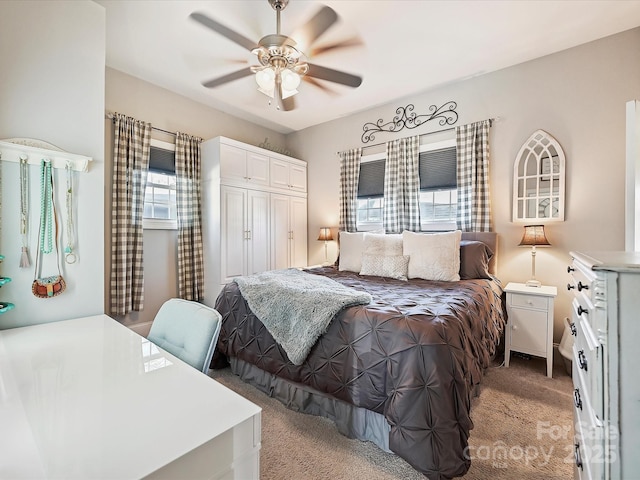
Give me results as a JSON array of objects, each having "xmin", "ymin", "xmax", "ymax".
[{"xmin": 190, "ymin": 0, "xmax": 363, "ymax": 111}]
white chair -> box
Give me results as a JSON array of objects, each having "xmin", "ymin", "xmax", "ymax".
[{"xmin": 147, "ymin": 298, "xmax": 222, "ymax": 373}]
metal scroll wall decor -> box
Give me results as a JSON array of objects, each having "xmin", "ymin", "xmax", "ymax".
[{"xmin": 361, "ymin": 101, "xmax": 458, "ymax": 143}]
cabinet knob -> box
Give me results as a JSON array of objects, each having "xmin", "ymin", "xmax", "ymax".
[
  {"xmin": 573, "ymin": 388, "xmax": 582, "ymax": 410},
  {"xmin": 578, "ymin": 349, "xmax": 588, "ymax": 371},
  {"xmin": 570, "ymin": 322, "xmax": 577, "ymax": 336},
  {"xmin": 577, "ymin": 305, "xmax": 588, "ymax": 316},
  {"xmin": 567, "ymin": 266, "xmax": 575, "ymax": 273},
  {"xmin": 577, "ymin": 281, "xmax": 589, "ymax": 291},
  {"xmin": 567, "ymin": 283, "xmax": 575, "ymax": 291}
]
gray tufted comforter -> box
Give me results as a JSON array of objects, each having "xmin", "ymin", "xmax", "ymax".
[{"xmin": 214, "ymin": 266, "xmax": 506, "ymax": 479}]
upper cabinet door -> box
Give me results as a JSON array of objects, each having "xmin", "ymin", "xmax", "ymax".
[
  {"xmin": 270, "ymin": 158, "xmax": 307, "ymax": 193},
  {"xmin": 220, "ymin": 144, "xmax": 270, "ymax": 187},
  {"xmin": 513, "ymin": 130, "xmax": 566, "ymax": 223},
  {"xmin": 269, "ymin": 158, "xmax": 290, "ymax": 190},
  {"xmin": 246, "ymin": 152, "xmax": 269, "ymax": 186},
  {"xmin": 220, "ymin": 144, "xmax": 247, "ymax": 183},
  {"xmin": 289, "ymin": 163, "xmax": 307, "ymax": 193}
]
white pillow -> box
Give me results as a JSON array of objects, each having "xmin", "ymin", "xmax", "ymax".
[
  {"xmin": 338, "ymin": 232, "xmax": 365, "ymax": 272},
  {"xmin": 360, "ymin": 254, "xmax": 409, "ymax": 281},
  {"xmin": 362, "ymin": 233, "xmax": 403, "ymax": 256},
  {"xmin": 402, "ymin": 230, "xmax": 462, "ymax": 281}
]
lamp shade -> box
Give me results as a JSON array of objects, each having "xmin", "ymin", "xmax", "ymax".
[
  {"xmin": 518, "ymin": 225, "xmax": 550, "ymax": 246},
  {"xmin": 317, "ymin": 227, "xmax": 333, "ymax": 241}
]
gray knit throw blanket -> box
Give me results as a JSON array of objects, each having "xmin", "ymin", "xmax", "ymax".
[{"xmin": 234, "ymin": 269, "xmax": 372, "ymax": 365}]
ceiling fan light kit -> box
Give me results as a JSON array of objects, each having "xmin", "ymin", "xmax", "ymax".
[{"xmin": 190, "ymin": 0, "xmax": 363, "ymax": 111}]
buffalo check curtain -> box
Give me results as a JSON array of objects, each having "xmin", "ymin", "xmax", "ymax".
[
  {"xmin": 175, "ymin": 132, "xmax": 204, "ymax": 301},
  {"xmin": 110, "ymin": 114, "xmax": 151, "ymax": 316},
  {"xmin": 383, "ymin": 135, "xmax": 420, "ymax": 233},
  {"xmin": 456, "ymin": 120, "xmax": 492, "ymax": 232},
  {"xmin": 339, "ymin": 148, "xmax": 362, "ymax": 232}
]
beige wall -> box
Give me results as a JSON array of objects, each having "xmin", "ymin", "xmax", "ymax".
[
  {"xmin": 105, "ymin": 68, "xmax": 288, "ymax": 334},
  {"xmin": 287, "ymin": 27, "xmax": 640, "ymax": 342}
]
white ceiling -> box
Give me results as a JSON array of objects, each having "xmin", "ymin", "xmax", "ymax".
[{"xmin": 98, "ymin": 0, "xmax": 640, "ymax": 134}]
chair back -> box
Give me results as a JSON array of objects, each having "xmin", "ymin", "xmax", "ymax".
[{"xmin": 147, "ymin": 298, "xmax": 222, "ymax": 373}]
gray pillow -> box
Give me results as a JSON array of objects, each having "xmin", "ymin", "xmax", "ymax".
[{"xmin": 459, "ymin": 240, "xmax": 494, "ymax": 279}]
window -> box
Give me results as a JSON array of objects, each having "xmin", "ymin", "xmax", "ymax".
[
  {"xmin": 356, "ymin": 139, "xmax": 457, "ymax": 231},
  {"xmin": 144, "ymin": 139, "xmax": 177, "ymax": 230}
]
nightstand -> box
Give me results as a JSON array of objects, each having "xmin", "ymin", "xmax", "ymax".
[{"xmin": 504, "ymin": 282, "xmax": 557, "ymax": 378}]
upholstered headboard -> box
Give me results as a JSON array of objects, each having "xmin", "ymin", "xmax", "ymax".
[{"xmin": 461, "ymin": 232, "xmax": 498, "ymax": 276}]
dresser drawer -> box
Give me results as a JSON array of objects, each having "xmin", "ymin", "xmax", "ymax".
[
  {"xmin": 572, "ymin": 353, "xmax": 604, "ymax": 480},
  {"xmin": 572, "ymin": 299, "xmax": 604, "ymax": 421},
  {"xmin": 508, "ymin": 292, "xmax": 549, "ymax": 310},
  {"xmin": 568, "ymin": 259, "xmax": 596, "ymax": 303}
]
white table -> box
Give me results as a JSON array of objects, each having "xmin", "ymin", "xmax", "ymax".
[{"xmin": 0, "ymin": 314, "xmax": 261, "ymax": 479}]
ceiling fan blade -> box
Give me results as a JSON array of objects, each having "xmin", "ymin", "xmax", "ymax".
[
  {"xmin": 282, "ymin": 95, "xmax": 296, "ymax": 111},
  {"xmin": 302, "ymin": 75, "xmax": 337, "ymax": 95},
  {"xmin": 307, "ymin": 63, "xmax": 362, "ymax": 88},
  {"xmin": 310, "ymin": 36, "xmax": 363, "ymax": 57},
  {"xmin": 190, "ymin": 12, "xmax": 257, "ymax": 52},
  {"xmin": 202, "ymin": 67, "xmax": 253, "ymax": 88},
  {"xmin": 291, "ymin": 6, "xmax": 338, "ymax": 50}
]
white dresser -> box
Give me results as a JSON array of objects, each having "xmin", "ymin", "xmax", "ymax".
[
  {"xmin": 201, "ymin": 136, "xmax": 308, "ymax": 306},
  {"xmin": 568, "ymin": 251, "xmax": 640, "ymax": 480}
]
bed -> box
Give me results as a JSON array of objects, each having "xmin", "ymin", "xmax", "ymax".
[{"xmin": 213, "ymin": 231, "xmax": 505, "ymax": 479}]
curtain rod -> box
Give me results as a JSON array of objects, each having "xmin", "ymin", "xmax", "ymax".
[
  {"xmin": 105, "ymin": 112, "xmax": 176, "ymax": 137},
  {"xmin": 338, "ymin": 117, "xmax": 497, "ymax": 155}
]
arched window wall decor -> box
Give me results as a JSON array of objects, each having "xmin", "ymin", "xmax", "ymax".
[{"xmin": 513, "ymin": 130, "xmax": 565, "ymax": 223}]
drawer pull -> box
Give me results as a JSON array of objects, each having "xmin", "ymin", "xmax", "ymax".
[
  {"xmin": 574, "ymin": 388, "xmax": 582, "ymax": 410},
  {"xmin": 574, "ymin": 444, "xmax": 583, "ymax": 471},
  {"xmin": 570, "ymin": 322, "xmax": 577, "ymax": 336},
  {"xmin": 567, "ymin": 283, "xmax": 575, "ymax": 291},
  {"xmin": 567, "ymin": 266, "xmax": 575, "ymax": 273},
  {"xmin": 578, "ymin": 350, "xmax": 588, "ymax": 371},
  {"xmin": 577, "ymin": 305, "xmax": 588, "ymax": 316},
  {"xmin": 577, "ymin": 281, "xmax": 589, "ymax": 291}
]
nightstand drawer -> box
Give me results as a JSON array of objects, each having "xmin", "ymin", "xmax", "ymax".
[{"xmin": 508, "ymin": 292, "xmax": 549, "ymax": 310}]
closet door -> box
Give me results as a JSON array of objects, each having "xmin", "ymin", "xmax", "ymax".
[
  {"xmin": 221, "ymin": 186, "xmax": 246, "ymax": 283},
  {"xmin": 246, "ymin": 190, "xmax": 270, "ymax": 275},
  {"xmin": 289, "ymin": 196, "xmax": 307, "ymax": 268},
  {"xmin": 270, "ymin": 193, "xmax": 291, "ymax": 271}
]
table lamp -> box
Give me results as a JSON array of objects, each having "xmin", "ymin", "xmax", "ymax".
[
  {"xmin": 317, "ymin": 227, "xmax": 334, "ymax": 264},
  {"xmin": 519, "ymin": 225, "xmax": 550, "ymax": 287}
]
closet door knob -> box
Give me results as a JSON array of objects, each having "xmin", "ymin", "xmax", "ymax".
[
  {"xmin": 577, "ymin": 305, "xmax": 588, "ymax": 316},
  {"xmin": 567, "ymin": 283, "xmax": 575, "ymax": 291},
  {"xmin": 577, "ymin": 281, "xmax": 589, "ymax": 291},
  {"xmin": 567, "ymin": 266, "xmax": 575, "ymax": 273}
]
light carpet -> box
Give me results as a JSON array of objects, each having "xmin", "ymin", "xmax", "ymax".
[{"xmin": 211, "ymin": 356, "xmax": 574, "ymax": 479}]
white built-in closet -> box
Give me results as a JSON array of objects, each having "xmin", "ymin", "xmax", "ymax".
[{"xmin": 201, "ymin": 136, "xmax": 307, "ymax": 307}]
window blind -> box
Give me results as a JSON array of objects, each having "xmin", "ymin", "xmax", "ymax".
[
  {"xmin": 357, "ymin": 159, "xmax": 385, "ymax": 198},
  {"xmin": 149, "ymin": 146, "xmax": 175, "ymax": 174},
  {"xmin": 419, "ymin": 147, "xmax": 456, "ymax": 191}
]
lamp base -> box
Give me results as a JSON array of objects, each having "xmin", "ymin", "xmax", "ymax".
[{"xmin": 526, "ymin": 279, "xmax": 542, "ymax": 288}]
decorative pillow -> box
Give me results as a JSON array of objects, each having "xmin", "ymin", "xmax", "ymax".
[
  {"xmin": 402, "ymin": 230, "xmax": 462, "ymax": 281},
  {"xmin": 459, "ymin": 240, "xmax": 494, "ymax": 279},
  {"xmin": 360, "ymin": 254, "xmax": 409, "ymax": 281},
  {"xmin": 338, "ymin": 232, "xmax": 365, "ymax": 273},
  {"xmin": 362, "ymin": 233, "xmax": 403, "ymax": 256}
]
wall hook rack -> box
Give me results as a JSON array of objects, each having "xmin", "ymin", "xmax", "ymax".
[{"xmin": 0, "ymin": 138, "xmax": 92, "ymax": 172}]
